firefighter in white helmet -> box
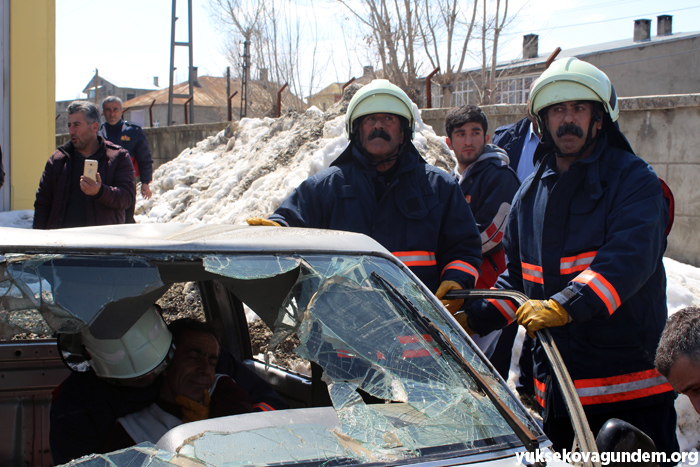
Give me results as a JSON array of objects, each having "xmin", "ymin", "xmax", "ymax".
[
  {"xmin": 463, "ymin": 58, "xmax": 678, "ymax": 461},
  {"xmin": 50, "ymin": 308, "xmax": 284, "ymax": 464},
  {"xmin": 249, "ymin": 79, "xmax": 482, "ymax": 315}
]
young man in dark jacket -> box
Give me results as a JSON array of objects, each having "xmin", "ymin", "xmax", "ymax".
[
  {"xmin": 445, "ymin": 105, "xmax": 520, "ymax": 368},
  {"xmin": 446, "ymin": 105, "xmax": 520, "ymax": 289},
  {"xmin": 33, "ymin": 101, "xmax": 135, "ymax": 229},
  {"xmin": 99, "ymin": 96, "xmax": 154, "ymax": 223}
]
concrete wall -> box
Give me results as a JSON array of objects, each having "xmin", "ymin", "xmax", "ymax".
[
  {"xmin": 144, "ymin": 122, "xmax": 230, "ymax": 168},
  {"xmin": 57, "ymin": 121, "xmax": 230, "ymax": 171},
  {"xmin": 422, "ymin": 94, "xmax": 700, "ymax": 267},
  {"xmin": 123, "ymin": 105, "xmax": 227, "ymax": 128}
]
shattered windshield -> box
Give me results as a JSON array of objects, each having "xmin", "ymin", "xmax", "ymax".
[{"xmin": 1, "ymin": 252, "xmax": 542, "ymax": 466}]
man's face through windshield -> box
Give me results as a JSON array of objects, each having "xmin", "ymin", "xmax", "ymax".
[{"xmin": 162, "ymin": 330, "xmax": 219, "ymax": 403}]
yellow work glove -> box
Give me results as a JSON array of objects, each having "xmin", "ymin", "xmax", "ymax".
[
  {"xmin": 246, "ymin": 217, "xmax": 281, "ymax": 227},
  {"xmin": 435, "ymin": 280, "xmax": 464, "ymax": 315},
  {"xmin": 452, "ymin": 310, "xmax": 476, "ymax": 336},
  {"xmin": 516, "ymin": 299, "xmax": 570, "ymax": 338},
  {"xmin": 176, "ymin": 390, "xmax": 211, "ymax": 423}
]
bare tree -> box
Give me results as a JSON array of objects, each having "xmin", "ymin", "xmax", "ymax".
[
  {"xmin": 475, "ymin": 0, "xmax": 517, "ymax": 105},
  {"xmin": 335, "ymin": 0, "xmax": 422, "ymax": 93},
  {"xmin": 209, "ymin": 0, "xmax": 321, "ymax": 115},
  {"xmin": 210, "ymin": 0, "xmax": 265, "ymax": 44},
  {"xmin": 255, "ymin": 0, "xmax": 325, "ymax": 111},
  {"xmin": 416, "ymin": 0, "xmax": 479, "ymax": 107},
  {"xmin": 336, "ymin": 0, "xmax": 514, "ymax": 108}
]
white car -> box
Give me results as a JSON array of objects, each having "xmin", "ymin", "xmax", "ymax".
[{"xmin": 0, "ymin": 224, "xmax": 636, "ymax": 467}]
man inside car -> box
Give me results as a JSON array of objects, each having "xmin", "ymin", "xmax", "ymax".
[
  {"xmin": 50, "ymin": 307, "xmax": 287, "ymax": 464},
  {"xmin": 103, "ymin": 318, "xmax": 255, "ymax": 450}
]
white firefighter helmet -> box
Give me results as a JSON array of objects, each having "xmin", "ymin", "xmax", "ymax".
[
  {"xmin": 81, "ymin": 305, "xmax": 172, "ymax": 384},
  {"xmin": 528, "ymin": 57, "xmax": 619, "ymax": 128},
  {"xmin": 344, "ymin": 79, "xmax": 415, "ymax": 139}
]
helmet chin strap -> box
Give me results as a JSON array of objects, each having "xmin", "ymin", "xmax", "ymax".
[{"xmin": 367, "ymin": 152, "xmax": 399, "ymax": 168}]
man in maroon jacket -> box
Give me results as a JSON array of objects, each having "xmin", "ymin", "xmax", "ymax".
[{"xmin": 33, "ymin": 101, "xmax": 135, "ymax": 229}]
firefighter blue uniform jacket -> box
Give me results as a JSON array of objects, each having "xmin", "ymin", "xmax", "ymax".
[
  {"xmin": 269, "ymin": 141, "xmax": 482, "ymax": 292},
  {"xmin": 454, "ymin": 144, "xmax": 520, "ymax": 287},
  {"xmin": 467, "ymin": 131, "xmax": 674, "ymax": 416},
  {"xmin": 98, "ymin": 120, "xmax": 154, "ymax": 184}
]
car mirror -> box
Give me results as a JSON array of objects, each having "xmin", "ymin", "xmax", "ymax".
[{"xmin": 595, "ymin": 418, "xmax": 657, "ymax": 467}]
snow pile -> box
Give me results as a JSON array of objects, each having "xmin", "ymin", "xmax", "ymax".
[
  {"xmin": 0, "ymin": 210, "xmax": 35, "ymax": 228},
  {"xmin": 135, "ymin": 85, "xmax": 455, "ymax": 224},
  {"xmin": 666, "ymin": 257, "xmax": 700, "ymax": 313}
]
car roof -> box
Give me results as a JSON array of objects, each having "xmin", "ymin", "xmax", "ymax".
[{"xmin": 0, "ymin": 224, "xmax": 393, "ymax": 257}]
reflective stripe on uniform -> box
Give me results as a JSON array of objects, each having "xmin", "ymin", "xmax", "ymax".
[
  {"xmin": 335, "ymin": 349, "xmax": 356, "ymax": 358},
  {"xmin": 480, "ymin": 202, "xmax": 510, "ymax": 254},
  {"xmin": 398, "ymin": 334, "xmax": 441, "ymax": 358},
  {"xmin": 253, "ymin": 402, "xmax": 276, "ymax": 412},
  {"xmin": 522, "ymin": 262, "xmax": 544, "ymax": 284},
  {"xmin": 442, "ymin": 260, "xmax": 479, "ymax": 282},
  {"xmin": 534, "ymin": 377, "xmax": 546, "ymax": 408},
  {"xmin": 560, "ymin": 251, "xmax": 596, "ymax": 275},
  {"xmin": 575, "ymin": 369, "xmax": 673, "ymax": 405},
  {"xmin": 393, "ymin": 251, "xmax": 436, "ymax": 267},
  {"xmin": 486, "ymin": 298, "xmax": 517, "ymax": 324},
  {"xmin": 572, "ymin": 269, "xmax": 621, "ymax": 315}
]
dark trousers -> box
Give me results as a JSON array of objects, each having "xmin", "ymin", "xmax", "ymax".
[
  {"xmin": 544, "ymin": 403, "xmax": 680, "ymax": 467},
  {"xmin": 125, "ymin": 201, "xmax": 136, "ymax": 224}
]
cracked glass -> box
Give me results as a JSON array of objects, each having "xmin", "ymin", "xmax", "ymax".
[
  {"xmin": 0, "ymin": 255, "xmax": 163, "ymax": 340},
  {"xmin": 19, "ymin": 251, "xmax": 543, "ymax": 467}
]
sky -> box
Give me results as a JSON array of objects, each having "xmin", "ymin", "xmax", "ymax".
[{"xmin": 55, "ymin": 0, "xmax": 700, "ymax": 102}]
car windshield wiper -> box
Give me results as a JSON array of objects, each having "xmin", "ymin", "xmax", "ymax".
[{"xmin": 369, "ymin": 272, "xmax": 540, "ymax": 455}]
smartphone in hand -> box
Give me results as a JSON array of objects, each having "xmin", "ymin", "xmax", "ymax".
[{"xmin": 84, "ymin": 160, "xmax": 98, "ymax": 181}]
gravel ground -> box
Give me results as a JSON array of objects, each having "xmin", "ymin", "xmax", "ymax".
[
  {"xmin": 10, "ymin": 282, "xmax": 307, "ymax": 374},
  {"xmin": 157, "ymin": 282, "xmax": 307, "ymax": 372}
]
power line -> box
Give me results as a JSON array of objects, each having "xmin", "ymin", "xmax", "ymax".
[
  {"xmin": 507, "ymin": 5, "xmax": 700, "ymax": 35},
  {"xmin": 517, "ymin": 0, "xmax": 651, "ymax": 19}
]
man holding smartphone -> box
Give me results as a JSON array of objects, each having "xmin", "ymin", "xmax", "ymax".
[{"xmin": 33, "ymin": 101, "xmax": 135, "ymax": 229}]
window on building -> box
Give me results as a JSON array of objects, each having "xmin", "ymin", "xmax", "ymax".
[
  {"xmin": 127, "ymin": 93, "xmax": 135, "ymax": 101},
  {"xmin": 432, "ymin": 81, "xmax": 475, "ymax": 108},
  {"xmin": 494, "ymin": 76, "xmax": 536, "ymax": 104}
]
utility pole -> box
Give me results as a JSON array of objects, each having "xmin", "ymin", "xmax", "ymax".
[
  {"xmin": 226, "ymin": 66, "xmax": 231, "ymax": 121},
  {"xmin": 167, "ymin": 0, "xmax": 195, "ymax": 126},
  {"xmin": 226, "ymin": 66, "xmax": 231, "ymax": 100},
  {"xmin": 240, "ymin": 39, "xmax": 250, "ymax": 118},
  {"xmin": 94, "ymin": 69, "xmax": 99, "ymax": 105}
]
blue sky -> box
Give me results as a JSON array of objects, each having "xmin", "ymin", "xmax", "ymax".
[{"xmin": 55, "ymin": 0, "xmax": 700, "ymax": 101}]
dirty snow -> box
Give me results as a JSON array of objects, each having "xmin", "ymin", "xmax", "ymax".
[{"xmin": 4, "ymin": 86, "xmax": 700, "ymax": 455}]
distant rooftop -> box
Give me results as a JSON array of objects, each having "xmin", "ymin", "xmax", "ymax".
[
  {"xmin": 483, "ymin": 29, "xmax": 700, "ymax": 74},
  {"xmin": 82, "ymin": 73, "xmax": 160, "ymax": 94}
]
